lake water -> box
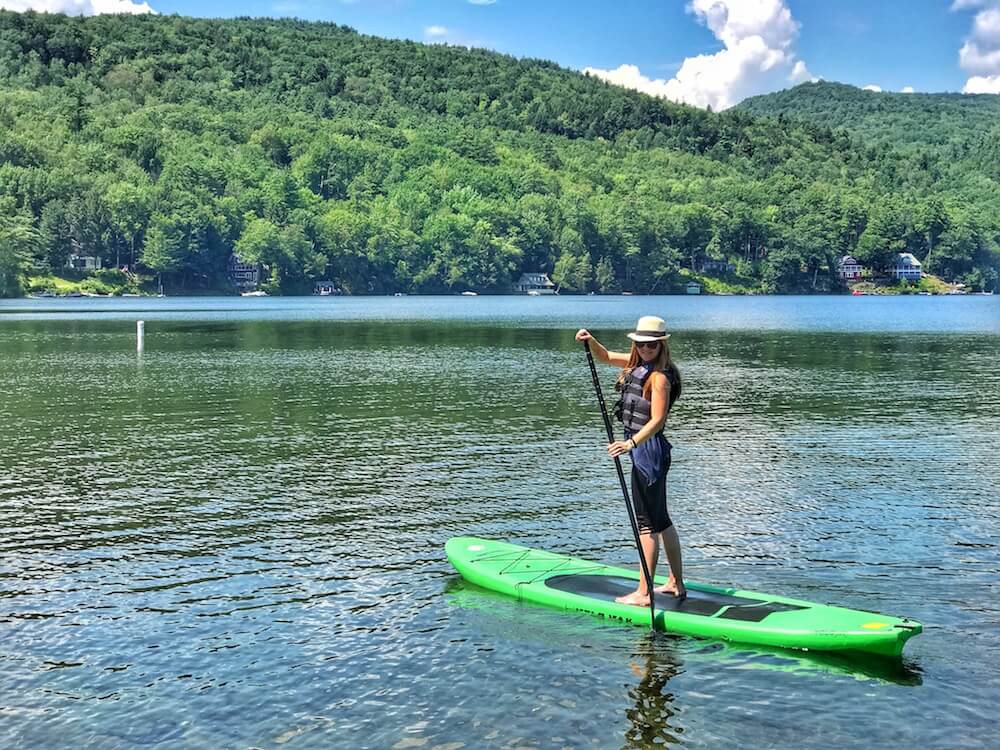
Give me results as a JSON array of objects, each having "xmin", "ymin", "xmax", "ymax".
[{"xmin": 1, "ymin": 295, "xmax": 998, "ymax": 749}]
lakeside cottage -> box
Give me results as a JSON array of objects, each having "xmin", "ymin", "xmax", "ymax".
[
  {"xmin": 314, "ymin": 280, "xmax": 340, "ymax": 296},
  {"xmin": 228, "ymin": 254, "xmax": 261, "ymax": 290},
  {"xmin": 890, "ymin": 252, "xmax": 923, "ymax": 281},
  {"xmin": 66, "ymin": 254, "xmax": 102, "ymax": 272},
  {"xmin": 700, "ymin": 259, "xmax": 735, "ymax": 274},
  {"xmin": 686, "ymin": 281, "xmax": 702, "ymax": 295},
  {"xmin": 514, "ymin": 272, "xmax": 557, "ymax": 294},
  {"xmin": 838, "ymin": 255, "xmax": 863, "ymax": 280}
]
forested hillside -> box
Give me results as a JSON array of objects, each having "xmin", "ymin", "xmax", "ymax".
[
  {"xmin": 739, "ymin": 81, "xmax": 1000, "ymax": 155},
  {"xmin": 1, "ymin": 12, "xmax": 998, "ymax": 297}
]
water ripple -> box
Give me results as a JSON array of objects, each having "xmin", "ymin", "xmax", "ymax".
[{"xmin": 1, "ymin": 305, "xmax": 999, "ymax": 748}]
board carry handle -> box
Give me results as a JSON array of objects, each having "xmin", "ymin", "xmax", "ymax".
[{"xmin": 583, "ymin": 340, "xmax": 657, "ymax": 629}]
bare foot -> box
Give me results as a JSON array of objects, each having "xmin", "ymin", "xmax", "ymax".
[
  {"xmin": 615, "ymin": 590, "xmax": 651, "ymax": 606},
  {"xmin": 654, "ymin": 577, "xmax": 679, "ymax": 595},
  {"xmin": 654, "ymin": 580, "xmax": 687, "ymax": 599}
]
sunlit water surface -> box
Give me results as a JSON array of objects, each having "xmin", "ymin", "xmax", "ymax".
[{"xmin": 1, "ymin": 295, "xmax": 998, "ymax": 749}]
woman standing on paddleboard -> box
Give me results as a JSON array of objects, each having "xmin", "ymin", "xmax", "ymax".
[{"xmin": 575, "ymin": 316, "xmax": 685, "ymax": 605}]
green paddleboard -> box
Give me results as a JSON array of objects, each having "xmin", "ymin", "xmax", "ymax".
[{"xmin": 446, "ymin": 536, "xmax": 922, "ymax": 658}]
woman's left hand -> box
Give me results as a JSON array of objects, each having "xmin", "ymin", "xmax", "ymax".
[{"xmin": 608, "ymin": 440, "xmax": 633, "ymax": 458}]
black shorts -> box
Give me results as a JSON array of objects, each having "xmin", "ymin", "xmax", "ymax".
[{"xmin": 630, "ymin": 459, "xmax": 672, "ymax": 534}]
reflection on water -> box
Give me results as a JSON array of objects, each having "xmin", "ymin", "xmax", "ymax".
[
  {"xmin": 1, "ymin": 297, "xmax": 998, "ymax": 749},
  {"xmin": 624, "ymin": 634, "xmax": 684, "ymax": 748}
]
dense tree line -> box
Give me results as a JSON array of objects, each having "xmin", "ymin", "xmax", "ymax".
[
  {"xmin": 739, "ymin": 81, "xmax": 1000, "ymax": 154},
  {"xmin": 0, "ymin": 12, "xmax": 998, "ymax": 297}
]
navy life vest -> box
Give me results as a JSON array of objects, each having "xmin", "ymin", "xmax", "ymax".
[{"xmin": 614, "ymin": 364, "xmax": 676, "ymax": 433}]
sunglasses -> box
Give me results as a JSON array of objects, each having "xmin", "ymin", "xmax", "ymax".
[{"xmin": 636, "ymin": 341, "xmax": 661, "ymax": 349}]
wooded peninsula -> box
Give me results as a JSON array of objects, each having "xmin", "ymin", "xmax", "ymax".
[{"xmin": 1, "ymin": 12, "xmax": 998, "ymax": 297}]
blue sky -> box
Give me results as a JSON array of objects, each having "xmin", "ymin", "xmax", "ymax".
[{"xmin": 6, "ymin": 0, "xmax": 1000, "ymax": 108}]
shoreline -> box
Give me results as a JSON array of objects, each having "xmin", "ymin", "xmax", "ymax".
[
  {"xmin": 15, "ymin": 289, "xmax": 994, "ymax": 300},
  {"xmin": 16, "ymin": 272, "xmax": 990, "ymax": 301}
]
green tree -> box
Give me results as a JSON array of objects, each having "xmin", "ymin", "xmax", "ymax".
[
  {"xmin": 0, "ymin": 205, "xmax": 40, "ymax": 297},
  {"xmin": 594, "ymin": 255, "xmax": 618, "ymax": 293},
  {"xmin": 856, "ymin": 201, "xmax": 907, "ymax": 273},
  {"xmin": 142, "ymin": 214, "xmax": 187, "ymax": 280},
  {"xmin": 105, "ymin": 181, "xmax": 152, "ymax": 269},
  {"xmin": 761, "ymin": 247, "xmax": 803, "ymax": 294}
]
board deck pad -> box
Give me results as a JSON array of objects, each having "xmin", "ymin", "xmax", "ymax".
[
  {"xmin": 446, "ymin": 536, "xmax": 922, "ymax": 658},
  {"xmin": 545, "ymin": 575, "xmax": 806, "ymax": 621}
]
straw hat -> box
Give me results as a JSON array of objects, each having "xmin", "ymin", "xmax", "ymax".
[{"xmin": 626, "ymin": 315, "xmax": 670, "ymax": 342}]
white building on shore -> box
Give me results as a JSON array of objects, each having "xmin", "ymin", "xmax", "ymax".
[
  {"xmin": 838, "ymin": 255, "xmax": 863, "ymax": 280},
  {"xmin": 514, "ymin": 272, "xmax": 557, "ymax": 294},
  {"xmin": 890, "ymin": 253, "xmax": 923, "ymax": 281}
]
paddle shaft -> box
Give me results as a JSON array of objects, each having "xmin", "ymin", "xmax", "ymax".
[{"xmin": 583, "ymin": 340, "xmax": 657, "ymax": 629}]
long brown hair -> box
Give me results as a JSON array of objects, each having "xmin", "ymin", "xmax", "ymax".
[{"xmin": 616, "ymin": 339, "xmax": 683, "ymax": 410}]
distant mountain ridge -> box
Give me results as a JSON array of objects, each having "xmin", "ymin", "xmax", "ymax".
[{"xmin": 737, "ymin": 81, "xmax": 1000, "ymax": 152}]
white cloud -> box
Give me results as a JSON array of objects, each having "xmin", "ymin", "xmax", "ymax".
[
  {"xmin": 953, "ymin": 0, "xmax": 1000, "ymax": 92},
  {"xmin": 901, "ymin": 86, "xmax": 915, "ymax": 93},
  {"xmin": 583, "ymin": 0, "xmax": 811, "ymax": 110},
  {"xmin": 421, "ymin": 25, "xmax": 489, "ymax": 49},
  {"xmin": 468, "ymin": 0, "xmax": 497, "ymax": 5},
  {"xmin": 862, "ymin": 84, "xmax": 882, "ymax": 92},
  {"xmin": 964, "ymin": 73, "xmax": 1000, "ymax": 92},
  {"xmin": 961, "ymin": 42, "xmax": 1000, "ymax": 73},
  {"xmin": 0, "ymin": 0, "xmax": 154, "ymax": 12},
  {"xmin": 972, "ymin": 6, "xmax": 1000, "ymax": 43}
]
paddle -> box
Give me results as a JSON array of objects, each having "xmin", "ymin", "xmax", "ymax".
[{"xmin": 582, "ymin": 340, "xmax": 657, "ymax": 629}]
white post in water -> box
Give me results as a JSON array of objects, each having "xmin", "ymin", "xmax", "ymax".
[{"xmin": 137, "ymin": 320, "xmax": 145, "ymax": 353}]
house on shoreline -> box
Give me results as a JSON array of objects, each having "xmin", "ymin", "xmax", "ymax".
[
  {"xmin": 838, "ymin": 255, "xmax": 863, "ymax": 281},
  {"xmin": 66, "ymin": 254, "xmax": 103, "ymax": 272},
  {"xmin": 699, "ymin": 259, "xmax": 735, "ymax": 275},
  {"xmin": 890, "ymin": 253, "xmax": 923, "ymax": 281},
  {"xmin": 313, "ymin": 280, "xmax": 341, "ymax": 296},
  {"xmin": 839, "ymin": 253, "xmax": 924, "ymax": 284},
  {"xmin": 514, "ymin": 272, "xmax": 557, "ymax": 294},
  {"xmin": 228, "ymin": 254, "xmax": 261, "ymax": 290}
]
